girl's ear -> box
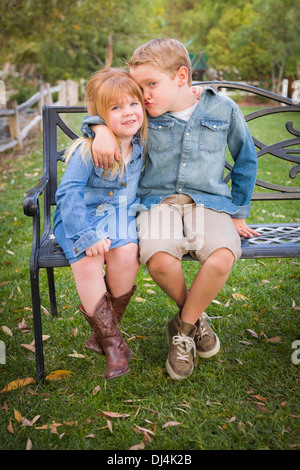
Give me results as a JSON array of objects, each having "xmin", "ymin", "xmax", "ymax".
[{"xmin": 176, "ymin": 66, "xmax": 189, "ymax": 87}]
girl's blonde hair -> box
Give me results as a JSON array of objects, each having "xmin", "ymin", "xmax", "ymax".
[{"xmin": 64, "ymin": 67, "xmax": 147, "ymax": 177}]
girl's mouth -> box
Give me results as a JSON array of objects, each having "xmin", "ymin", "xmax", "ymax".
[{"xmin": 122, "ymin": 120, "xmax": 136, "ymax": 125}]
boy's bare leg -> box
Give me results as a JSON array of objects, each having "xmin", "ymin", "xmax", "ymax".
[
  {"xmin": 147, "ymin": 248, "xmax": 234, "ymax": 323},
  {"xmin": 147, "ymin": 252, "xmax": 189, "ymax": 308},
  {"xmin": 181, "ymin": 248, "xmax": 234, "ymax": 324}
]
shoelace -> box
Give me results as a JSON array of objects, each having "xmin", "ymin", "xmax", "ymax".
[
  {"xmin": 197, "ymin": 312, "xmax": 210, "ymax": 339},
  {"xmin": 172, "ymin": 333, "xmax": 196, "ymax": 362}
]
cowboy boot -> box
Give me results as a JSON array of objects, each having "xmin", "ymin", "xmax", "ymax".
[
  {"xmin": 85, "ymin": 285, "xmax": 136, "ymax": 358},
  {"xmin": 79, "ymin": 293, "xmax": 130, "ymax": 380}
]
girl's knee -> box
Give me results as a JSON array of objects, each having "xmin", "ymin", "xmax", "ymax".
[{"xmin": 109, "ymin": 243, "xmax": 139, "ymax": 267}]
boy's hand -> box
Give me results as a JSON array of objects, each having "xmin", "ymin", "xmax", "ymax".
[
  {"xmin": 192, "ymin": 85, "xmax": 206, "ymax": 100},
  {"xmin": 91, "ymin": 125, "xmax": 120, "ymax": 169},
  {"xmin": 85, "ymin": 238, "xmax": 111, "ymax": 257},
  {"xmin": 232, "ymin": 218, "xmax": 260, "ymax": 238}
]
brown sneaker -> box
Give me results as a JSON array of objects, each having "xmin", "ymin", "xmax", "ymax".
[
  {"xmin": 166, "ymin": 312, "xmax": 197, "ymax": 380},
  {"xmin": 195, "ymin": 313, "xmax": 220, "ymax": 358}
]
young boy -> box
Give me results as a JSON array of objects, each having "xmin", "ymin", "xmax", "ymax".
[{"xmin": 81, "ymin": 39, "xmax": 259, "ymax": 380}]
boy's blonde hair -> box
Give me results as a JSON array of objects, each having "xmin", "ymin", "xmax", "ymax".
[
  {"xmin": 128, "ymin": 38, "xmax": 192, "ymax": 86},
  {"xmin": 64, "ymin": 67, "xmax": 147, "ymax": 177}
]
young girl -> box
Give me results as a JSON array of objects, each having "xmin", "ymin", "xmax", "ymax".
[{"xmin": 53, "ymin": 68, "xmax": 147, "ymax": 380}]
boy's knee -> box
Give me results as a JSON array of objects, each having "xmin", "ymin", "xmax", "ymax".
[
  {"xmin": 205, "ymin": 248, "xmax": 234, "ymax": 275},
  {"xmin": 147, "ymin": 252, "xmax": 177, "ymax": 275}
]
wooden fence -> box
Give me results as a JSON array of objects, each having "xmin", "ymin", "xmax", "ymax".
[{"xmin": 0, "ymin": 80, "xmax": 79, "ymax": 153}]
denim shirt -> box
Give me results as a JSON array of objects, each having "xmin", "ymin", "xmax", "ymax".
[
  {"xmin": 81, "ymin": 87, "xmax": 257, "ymax": 218},
  {"xmin": 53, "ymin": 136, "xmax": 144, "ymax": 257}
]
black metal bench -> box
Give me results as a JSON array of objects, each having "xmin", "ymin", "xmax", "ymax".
[{"xmin": 23, "ymin": 82, "xmax": 300, "ymax": 384}]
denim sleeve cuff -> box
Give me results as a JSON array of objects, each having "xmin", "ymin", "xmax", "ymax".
[
  {"xmin": 80, "ymin": 115, "xmax": 106, "ymax": 138},
  {"xmin": 72, "ymin": 231, "xmax": 100, "ymax": 257},
  {"xmin": 233, "ymin": 204, "xmax": 251, "ymax": 219}
]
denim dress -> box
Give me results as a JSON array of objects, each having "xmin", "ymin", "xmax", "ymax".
[{"xmin": 53, "ymin": 136, "xmax": 144, "ymax": 264}]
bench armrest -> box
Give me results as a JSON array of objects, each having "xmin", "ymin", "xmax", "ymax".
[{"xmin": 23, "ymin": 175, "xmax": 49, "ymax": 217}]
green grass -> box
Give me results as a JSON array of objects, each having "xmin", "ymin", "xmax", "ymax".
[{"xmin": 0, "ymin": 108, "xmax": 299, "ymax": 451}]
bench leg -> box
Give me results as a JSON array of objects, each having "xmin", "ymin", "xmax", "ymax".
[
  {"xmin": 30, "ymin": 268, "xmax": 44, "ymax": 385},
  {"xmin": 47, "ymin": 267, "xmax": 57, "ymax": 316}
]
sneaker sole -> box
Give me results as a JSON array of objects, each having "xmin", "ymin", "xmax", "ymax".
[{"xmin": 196, "ymin": 334, "xmax": 220, "ymax": 358}]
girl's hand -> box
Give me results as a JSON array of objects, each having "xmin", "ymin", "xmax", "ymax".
[
  {"xmin": 91, "ymin": 125, "xmax": 119, "ymax": 169},
  {"xmin": 232, "ymin": 218, "xmax": 260, "ymax": 238},
  {"xmin": 85, "ymin": 238, "xmax": 111, "ymax": 257},
  {"xmin": 192, "ymin": 85, "xmax": 206, "ymax": 100}
]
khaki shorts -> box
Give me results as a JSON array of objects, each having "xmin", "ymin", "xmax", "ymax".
[{"xmin": 136, "ymin": 194, "xmax": 242, "ymax": 265}]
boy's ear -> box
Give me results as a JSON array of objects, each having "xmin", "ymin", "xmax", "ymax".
[{"xmin": 176, "ymin": 66, "xmax": 189, "ymax": 87}]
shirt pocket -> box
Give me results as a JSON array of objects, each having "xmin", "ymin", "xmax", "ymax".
[
  {"xmin": 147, "ymin": 121, "xmax": 174, "ymax": 152},
  {"xmin": 89, "ymin": 166, "xmax": 120, "ymax": 189},
  {"xmin": 200, "ymin": 119, "xmax": 229, "ymax": 153}
]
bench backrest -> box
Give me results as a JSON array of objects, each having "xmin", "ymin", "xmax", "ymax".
[{"xmin": 42, "ymin": 82, "xmax": 300, "ymax": 223}]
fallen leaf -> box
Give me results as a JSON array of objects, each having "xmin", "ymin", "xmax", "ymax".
[
  {"xmin": 7, "ymin": 420, "xmax": 14, "ymax": 434},
  {"xmin": 21, "ymin": 417, "xmax": 33, "ymax": 427},
  {"xmin": 85, "ymin": 434, "xmax": 95, "ymax": 438},
  {"xmin": 41, "ymin": 305, "xmax": 50, "ymax": 315},
  {"xmin": 98, "ymin": 410, "xmax": 131, "ymax": 418},
  {"xmin": 130, "ymin": 442, "xmax": 145, "ymax": 450},
  {"xmin": 0, "ymin": 377, "xmax": 35, "ymax": 393},
  {"xmin": 253, "ymin": 394, "xmax": 268, "ymax": 402},
  {"xmin": 162, "ymin": 421, "xmax": 181, "ymax": 428},
  {"xmin": 134, "ymin": 425, "xmax": 155, "ymax": 436},
  {"xmin": 68, "ymin": 350, "xmax": 85, "ymax": 358},
  {"xmin": 45, "ymin": 370, "xmax": 72, "ymax": 381},
  {"xmin": 21, "ymin": 344, "xmax": 35, "ymax": 353},
  {"xmin": 266, "ymin": 336, "xmax": 281, "ymax": 343},
  {"xmin": 107, "ymin": 419, "xmax": 113, "ymax": 433},
  {"xmin": 92, "ymin": 386, "xmax": 100, "ymax": 396},
  {"xmin": 246, "ymin": 329, "xmax": 259, "ymax": 338},
  {"xmin": 232, "ymin": 293, "xmax": 247, "ymax": 300},
  {"xmin": 135, "ymin": 296, "xmax": 146, "ymax": 303},
  {"xmin": 26, "ymin": 438, "xmax": 32, "ymax": 450},
  {"xmin": 1, "ymin": 326, "xmax": 13, "ymax": 337},
  {"xmin": 14, "ymin": 409, "xmax": 22, "ymax": 423},
  {"xmin": 229, "ymin": 416, "xmax": 236, "ymax": 423}
]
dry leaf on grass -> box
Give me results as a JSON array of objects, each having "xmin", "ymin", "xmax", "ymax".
[
  {"xmin": 1, "ymin": 326, "xmax": 13, "ymax": 336},
  {"xmin": 130, "ymin": 442, "xmax": 145, "ymax": 450},
  {"xmin": 162, "ymin": 421, "xmax": 181, "ymax": 428},
  {"xmin": 266, "ymin": 336, "xmax": 281, "ymax": 343},
  {"xmin": 0, "ymin": 377, "xmax": 35, "ymax": 393},
  {"xmin": 45, "ymin": 370, "xmax": 72, "ymax": 381},
  {"xmin": 98, "ymin": 410, "xmax": 131, "ymax": 418}
]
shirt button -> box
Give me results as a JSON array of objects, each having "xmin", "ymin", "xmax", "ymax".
[
  {"xmin": 108, "ymin": 190, "xmax": 113, "ymax": 196},
  {"xmin": 213, "ymin": 125, "xmax": 217, "ymax": 128},
  {"xmin": 75, "ymin": 248, "xmax": 78, "ymax": 254},
  {"xmin": 186, "ymin": 132, "xmax": 189, "ymax": 136},
  {"xmin": 121, "ymin": 182, "xmax": 126, "ymax": 187},
  {"xmin": 182, "ymin": 163, "xmax": 186, "ymax": 167},
  {"xmin": 97, "ymin": 205, "xmax": 102, "ymax": 210},
  {"xmin": 178, "ymin": 188, "xmax": 182, "ymax": 192}
]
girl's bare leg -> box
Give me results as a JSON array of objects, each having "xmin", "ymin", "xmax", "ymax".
[
  {"xmin": 71, "ymin": 254, "xmax": 106, "ymax": 315},
  {"xmin": 105, "ymin": 242, "xmax": 140, "ymax": 297}
]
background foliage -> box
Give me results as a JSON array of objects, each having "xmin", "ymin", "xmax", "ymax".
[{"xmin": 0, "ymin": 0, "xmax": 299, "ymax": 91}]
